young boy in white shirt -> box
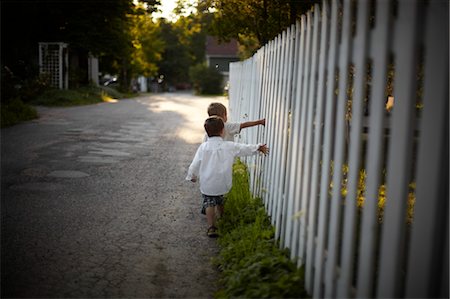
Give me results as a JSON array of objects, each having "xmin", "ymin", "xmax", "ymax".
[
  {"xmin": 186, "ymin": 116, "xmax": 269, "ymax": 237},
  {"xmin": 206, "ymin": 102, "xmax": 265, "ymax": 141}
]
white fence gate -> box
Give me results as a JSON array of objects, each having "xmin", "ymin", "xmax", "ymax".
[{"xmin": 228, "ymin": 0, "xmax": 448, "ymax": 298}]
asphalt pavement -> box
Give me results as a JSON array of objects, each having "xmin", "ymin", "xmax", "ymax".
[{"xmin": 1, "ymin": 92, "xmax": 227, "ymax": 298}]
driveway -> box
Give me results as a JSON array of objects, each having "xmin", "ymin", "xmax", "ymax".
[{"xmin": 1, "ymin": 92, "xmax": 227, "ymax": 298}]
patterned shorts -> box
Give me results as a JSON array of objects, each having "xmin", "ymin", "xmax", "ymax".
[{"xmin": 201, "ymin": 194, "xmax": 224, "ymax": 215}]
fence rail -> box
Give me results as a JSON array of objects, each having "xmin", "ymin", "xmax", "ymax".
[{"xmin": 228, "ymin": 0, "xmax": 449, "ymax": 298}]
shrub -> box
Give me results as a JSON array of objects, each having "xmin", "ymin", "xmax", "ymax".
[
  {"xmin": 214, "ymin": 160, "xmax": 310, "ymax": 299},
  {"xmin": 32, "ymin": 85, "xmax": 125, "ymax": 107},
  {"xmin": 19, "ymin": 73, "xmax": 52, "ymax": 102},
  {"xmin": 189, "ymin": 63, "xmax": 223, "ymax": 95},
  {"xmin": 1, "ymin": 97, "xmax": 38, "ymax": 127}
]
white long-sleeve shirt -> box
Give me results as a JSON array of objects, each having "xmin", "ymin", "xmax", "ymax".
[{"xmin": 186, "ymin": 136, "xmax": 261, "ymax": 196}]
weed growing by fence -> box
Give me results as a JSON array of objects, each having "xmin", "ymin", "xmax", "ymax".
[
  {"xmin": 214, "ymin": 160, "xmax": 310, "ymax": 299},
  {"xmin": 330, "ymin": 162, "xmax": 416, "ymax": 224}
]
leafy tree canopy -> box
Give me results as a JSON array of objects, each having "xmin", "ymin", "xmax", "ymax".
[
  {"xmin": 206, "ymin": 0, "xmax": 318, "ymax": 58},
  {"xmin": 155, "ymin": 1, "xmax": 212, "ymax": 87}
]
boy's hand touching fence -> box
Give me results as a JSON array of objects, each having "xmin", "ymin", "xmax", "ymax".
[{"xmin": 258, "ymin": 144, "xmax": 269, "ymax": 155}]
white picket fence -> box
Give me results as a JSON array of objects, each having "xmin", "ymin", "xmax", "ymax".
[{"xmin": 228, "ymin": 0, "xmax": 448, "ymax": 298}]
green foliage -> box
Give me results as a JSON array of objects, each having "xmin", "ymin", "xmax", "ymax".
[
  {"xmin": 32, "ymin": 85, "xmax": 126, "ymax": 107},
  {"xmin": 189, "ymin": 64, "xmax": 223, "ymax": 95},
  {"xmin": 208, "ymin": 0, "xmax": 319, "ymax": 55},
  {"xmin": 156, "ymin": 8, "xmax": 209, "ymax": 88},
  {"xmin": 157, "ymin": 19, "xmax": 192, "ymax": 87},
  {"xmin": 214, "ymin": 160, "xmax": 310, "ymax": 299},
  {"xmin": 1, "ymin": 98, "xmax": 38, "ymax": 128},
  {"xmin": 329, "ymin": 162, "xmax": 416, "ymax": 224},
  {"xmin": 129, "ymin": 4, "xmax": 164, "ymax": 77}
]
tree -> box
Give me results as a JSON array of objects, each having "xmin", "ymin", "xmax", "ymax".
[
  {"xmin": 129, "ymin": 10, "xmax": 164, "ymax": 78},
  {"xmin": 156, "ymin": 19, "xmax": 192, "ymax": 88},
  {"xmin": 155, "ymin": 1, "xmax": 211, "ymax": 89},
  {"xmin": 206, "ymin": 0, "xmax": 318, "ymax": 58}
]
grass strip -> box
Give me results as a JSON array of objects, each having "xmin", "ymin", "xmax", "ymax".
[
  {"xmin": 214, "ymin": 160, "xmax": 310, "ymax": 299},
  {"xmin": 32, "ymin": 85, "xmax": 126, "ymax": 107}
]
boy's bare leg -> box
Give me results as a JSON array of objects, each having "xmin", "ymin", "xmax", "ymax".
[
  {"xmin": 206, "ymin": 206, "xmax": 215, "ymax": 228},
  {"xmin": 216, "ymin": 205, "xmax": 224, "ymax": 219}
]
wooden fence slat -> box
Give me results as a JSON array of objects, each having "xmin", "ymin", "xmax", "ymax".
[
  {"xmin": 280, "ymin": 23, "xmax": 301, "ymax": 244},
  {"xmin": 356, "ymin": 0, "xmax": 393, "ymax": 297},
  {"xmin": 275, "ymin": 26, "xmax": 296, "ymax": 240},
  {"xmin": 336, "ymin": 0, "xmax": 370, "ymax": 297},
  {"xmin": 291, "ymin": 12, "xmax": 313, "ymax": 261},
  {"xmin": 404, "ymin": 4, "xmax": 449, "ymax": 289},
  {"xmin": 377, "ymin": 0, "xmax": 421, "ymax": 296},
  {"xmin": 305, "ymin": 2, "xmax": 329, "ymax": 293},
  {"xmin": 269, "ymin": 36, "xmax": 283, "ymax": 215},
  {"xmin": 267, "ymin": 34, "xmax": 282, "ymax": 220},
  {"xmin": 299, "ymin": 5, "xmax": 321, "ymax": 266},
  {"xmin": 313, "ymin": 0, "xmax": 339, "ymax": 296},
  {"xmin": 258, "ymin": 45, "xmax": 270, "ymax": 199},
  {"xmin": 266, "ymin": 40, "xmax": 278, "ymax": 210},
  {"xmin": 256, "ymin": 47, "xmax": 268, "ymax": 197},
  {"xmin": 271, "ymin": 30, "xmax": 289, "ymax": 225},
  {"xmin": 263, "ymin": 39, "xmax": 277, "ymax": 210},
  {"xmin": 252, "ymin": 50, "xmax": 264, "ymax": 196},
  {"xmin": 284, "ymin": 19, "xmax": 306, "ymax": 251},
  {"xmin": 324, "ymin": 0, "xmax": 353, "ymax": 296}
]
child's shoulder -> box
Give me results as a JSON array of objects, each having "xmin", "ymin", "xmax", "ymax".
[
  {"xmin": 225, "ymin": 121, "xmax": 240, "ymax": 127},
  {"xmin": 224, "ymin": 121, "xmax": 240, "ymax": 132}
]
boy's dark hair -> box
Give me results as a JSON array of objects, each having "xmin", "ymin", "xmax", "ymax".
[
  {"xmin": 207, "ymin": 102, "xmax": 227, "ymax": 117},
  {"xmin": 204, "ymin": 116, "xmax": 224, "ymax": 137}
]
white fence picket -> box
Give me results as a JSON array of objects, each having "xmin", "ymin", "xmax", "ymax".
[
  {"xmin": 280, "ymin": 22, "xmax": 300, "ymax": 245},
  {"xmin": 377, "ymin": 0, "xmax": 421, "ymax": 297},
  {"xmin": 274, "ymin": 26, "xmax": 295, "ymax": 240},
  {"xmin": 405, "ymin": 2, "xmax": 448, "ymax": 296},
  {"xmin": 284, "ymin": 19, "xmax": 306, "ymax": 252},
  {"xmin": 305, "ymin": 2, "xmax": 329, "ymax": 293},
  {"xmin": 291, "ymin": 12, "xmax": 312, "ymax": 262},
  {"xmin": 270, "ymin": 30, "xmax": 288, "ymax": 225},
  {"xmin": 324, "ymin": 0, "xmax": 353, "ymax": 297},
  {"xmin": 299, "ymin": 4, "xmax": 321, "ymax": 268},
  {"xmin": 313, "ymin": 1, "xmax": 339, "ymax": 297},
  {"xmin": 356, "ymin": 0, "xmax": 393, "ymax": 296},
  {"xmin": 336, "ymin": 0, "xmax": 370, "ymax": 297}
]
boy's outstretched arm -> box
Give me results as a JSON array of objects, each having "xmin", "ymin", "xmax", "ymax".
[{"xmin": 240, "ymin": 118, "xmax": 265, "ymax": 129}]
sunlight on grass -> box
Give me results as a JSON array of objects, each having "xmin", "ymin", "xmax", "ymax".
[{"xmin": 101, "ymin": 92, "xmax": 118, "ymax": 103}]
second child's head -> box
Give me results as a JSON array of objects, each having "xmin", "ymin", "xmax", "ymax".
[
  {"xmin": 204, "ymin": 116, "xmax": 224, "ymax": 137},
  {"xmin": 207, "ymin": 102, "xmax": 228, "ymax": 122}
]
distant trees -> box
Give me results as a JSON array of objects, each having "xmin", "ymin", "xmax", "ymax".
[{"xmin": 156, "ymin": 1, "xmax": 212, "ymax": 89}]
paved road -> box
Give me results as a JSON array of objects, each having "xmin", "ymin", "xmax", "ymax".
[{"xmin": 1, "ymin": 92, "xmax": 226, "ymax": 298}]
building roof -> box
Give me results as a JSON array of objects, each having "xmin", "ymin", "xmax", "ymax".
[{"xmin": 205, "ymin": 36, "xmax": 239, "ymax": 56}]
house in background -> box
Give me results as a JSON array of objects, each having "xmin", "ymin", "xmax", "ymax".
[
  {"xmin": 205, "ymin": 36, "xmax": 240, "ymax": 87},
  {"xmin": 39, "ymin": 42, "xmax": 100, "ymax": 89}
]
